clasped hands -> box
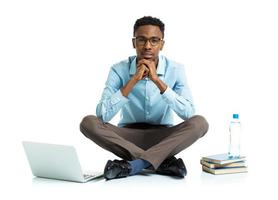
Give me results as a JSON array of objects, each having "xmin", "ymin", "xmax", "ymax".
[{"xmin": 134, "ymin": 59, "xmax": 158, "ymax": 82}]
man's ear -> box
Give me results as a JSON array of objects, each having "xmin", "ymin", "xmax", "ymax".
[
  {"xmin": 160, "ymin": 40, "xmax": 165, "ymax": 51},
  {"xmin": 132, "ymin": 38, "xmax": 136, "ymax": 48}
]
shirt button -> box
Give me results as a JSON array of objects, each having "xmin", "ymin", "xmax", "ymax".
[
  {"xmin": 146, "ymin": 111, "xmax": 149, "ymax": 115},
  {"xmin": 146, "ymin": 97, "xmax": 149, "ymax": 101}
]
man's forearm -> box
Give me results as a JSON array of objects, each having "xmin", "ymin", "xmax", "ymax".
[
  {"xmin": 120, "ymin": 76, "xmax": 139, "ymax": 97},
  {"xmin": 153, "ymin": 78, "xmax": 167, "ymax": 94},
  {"xmin": 121, "ymin": 75, "xmax": 167, "ymax": 97}
]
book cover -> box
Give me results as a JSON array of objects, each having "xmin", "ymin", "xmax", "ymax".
[
  {"xmin": 200, "ymin": 160, "xmax": 246, "ymax": 169},
  {"xmin": 202, "ymin": 165, "xmax": 248, "ymax": 175},
  {"xmin": 201, "ymin": 153, "xmax": 246, "ymax": 165}
]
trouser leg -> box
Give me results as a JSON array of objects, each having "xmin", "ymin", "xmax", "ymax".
[
  {"xmin": 80, "ymin": 115, "xmax": 209, "ymax": 170},
  {"xmin": 139, "ymin": 115, "xmax": 209, "ymax": 169},
  {"xmin": 80, "ymin": 115, "xmax": 145, "ymax": 161}
]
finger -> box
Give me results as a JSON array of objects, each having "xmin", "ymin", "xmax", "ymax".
[
  {"xmin": 137, "ymin": 59, "xmax": 150, "ymax": 67},
  {"xmin": 142, "ymin": 70, "xmax": 149, "ymax": 78},
  {"xmin": 138, "ymin": 65, "xmax": 147, "ymax": 73},
  {"xmin": 137, "ymin": 63, "xmax": 148, "ymax": 69},
  {"xmin": 143, "ymin": 67, "xmax": 149, "ymax": 74}
]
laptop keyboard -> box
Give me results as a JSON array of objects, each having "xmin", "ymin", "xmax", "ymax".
[{"xmin": 84, "ymin": 174, "xmax": 95, "ymax": 179}]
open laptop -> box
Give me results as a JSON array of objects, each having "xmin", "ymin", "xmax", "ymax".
[{"xmin": 22, "ymin": 141, "xmax": 103, "ymax": 183}]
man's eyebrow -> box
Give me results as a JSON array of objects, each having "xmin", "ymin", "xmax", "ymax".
[{"xmin": 135, "ymin": 35, "xmax": 160, "ymax": 38}]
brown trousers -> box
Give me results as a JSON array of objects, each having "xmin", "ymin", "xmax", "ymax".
[{"xmin": 80, "ymin": 115, "xmax": 209, "ymax": 169}]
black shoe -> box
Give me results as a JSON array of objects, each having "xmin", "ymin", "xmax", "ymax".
[
  {"xmin": 104, "ymin": 159, "xmax": 132, "ymax": 180},
  {"xmin": 156, "ymin": 156, "xmax": 187, "ymax": 178}
]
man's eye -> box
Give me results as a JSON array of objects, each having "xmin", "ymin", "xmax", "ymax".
[
  {"xmin": 137, "ymin": 38, "xmax": 146, "ymax": 42},
  {"xmin": 151, "ymin": 39, "xmax": 159, "ymax": 43}
]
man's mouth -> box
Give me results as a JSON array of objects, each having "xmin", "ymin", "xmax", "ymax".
[{"xmin": 142, "ymin": 52, "xmax": 153, "ymax": 59}]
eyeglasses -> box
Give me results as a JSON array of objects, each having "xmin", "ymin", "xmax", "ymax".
[{"xmin": 133, "ymin": 36, "xmax": 163, "ymax": 46}]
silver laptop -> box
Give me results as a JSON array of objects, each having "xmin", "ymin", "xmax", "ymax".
[{"xmin": 22, "ymin": 141, "xmax": 103, "ymax": 183}]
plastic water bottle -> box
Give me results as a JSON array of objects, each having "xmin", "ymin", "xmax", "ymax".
[{"xmin": 228, "ymin": 114, "xmax": 241, "ymax": 158}]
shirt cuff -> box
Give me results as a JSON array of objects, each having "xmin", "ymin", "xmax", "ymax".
[{"xmin": 161, "ymin": 87, "xmax": 176, "ymax": 104}]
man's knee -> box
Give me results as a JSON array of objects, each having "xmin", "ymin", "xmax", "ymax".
[
  {"xmin": 80, "ymin": 115, "xmax": 99, "ymax": 136},
  {"xmin": 188, "ymin": 115, "xmax": 209, "ymax": 137}
]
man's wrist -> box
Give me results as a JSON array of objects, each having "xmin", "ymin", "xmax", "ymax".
[
  {"xmin": 152, "ymin": 76, "xmax": 159, "ymax": 83},
  {"xmin": 153, "ymin": 77, "xmax": 167, "ymax": 93}
]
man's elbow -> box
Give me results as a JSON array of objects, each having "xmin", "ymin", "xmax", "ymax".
[
  {"xmin": 189, "ymin": 105, "xmax": 196, "ymax": 117},
  {"xmin": 96, "ymin": 111, "xmax": 110, "ymax": 123},
  {"xmin": 96, "ymin": 105, "xmax": 109, "ymax": 123},
  {"xmin": 99, "ymin": 115, "xmax": 111, "ymax": 123},
  {"xmin": 182, "ymin": 106, "xmax": 195, "ymax": 120}
]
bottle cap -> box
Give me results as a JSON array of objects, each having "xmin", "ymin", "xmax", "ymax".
[{"xmin": 233, "ymin": 114, "xmax": 239, "ymax": 119}]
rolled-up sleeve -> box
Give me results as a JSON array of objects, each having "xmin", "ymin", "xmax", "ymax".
[
  {"xmin": 96, "ymin": 68, "xmax": 129, "ymax": 122},
  {"xmin": 161, "ymin": 66, "xmax": 195, "ymax": 119}
]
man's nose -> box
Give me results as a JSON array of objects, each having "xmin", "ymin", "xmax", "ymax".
[{"xmin": 144, "ymin": 40, "xmax": 152, "ymax": 49}]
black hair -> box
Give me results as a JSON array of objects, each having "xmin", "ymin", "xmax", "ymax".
[{"xmin": 133, "ymin": 16, "xmax": 165, "ymax": 38}]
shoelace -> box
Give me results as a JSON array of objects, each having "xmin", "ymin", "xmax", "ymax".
[
  {"xmin": 113, "ymin": 160, "xmax": 130, "ymax": 177},
  {"xmin": 118, "ymin": 162, "xmax": 130, "ymax": 176}
]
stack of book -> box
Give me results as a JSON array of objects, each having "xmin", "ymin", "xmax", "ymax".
[{"xmin": 201, "ymin": 153, "xmax": 248, "ymax": 175}]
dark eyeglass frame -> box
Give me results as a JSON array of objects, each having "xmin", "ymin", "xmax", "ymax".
[{"xmin": 133, "ymin": 36, "xmax": 163, "ymax": 46}]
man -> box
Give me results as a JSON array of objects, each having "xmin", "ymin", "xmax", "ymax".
[{"xmin": 80, "ymin": 16, "xmax": 209, "ymax": 180}]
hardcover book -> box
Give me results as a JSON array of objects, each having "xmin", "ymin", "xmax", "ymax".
[
  {"xmin": 201, "ymin": 154, "xmax": 246, "ymax": 165},
  {"xmin": 202, "ymin": 165, "xmax": 248, "ymax": 175},
  {"xmin": 200, "ymin": 160, "xmax": 246, "ymax": 169}
]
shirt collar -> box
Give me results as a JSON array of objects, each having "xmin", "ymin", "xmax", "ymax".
[{"xmin": 129, "ymin": 54, "xmax": 166, "ymax": 76}]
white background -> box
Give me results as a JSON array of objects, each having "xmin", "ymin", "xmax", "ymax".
[{"xmin": 1, "ymin": 0, "xmax": 278, "ymax": 199}]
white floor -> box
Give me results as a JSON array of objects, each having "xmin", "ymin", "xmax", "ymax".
[
  {"xmin": 3, "ymin": 143, "xmax": 276, "ymax": 200},
  {"xmin": 2, "ymin": 112, "xmax": 277, "ymax": 199},
  {"xmin": 4, "ymin": 169, "xmax": 270, "ymax": 200},
  {"xmin": 2, "ymin": 106, "xmax": 277, "ymax": 200}
]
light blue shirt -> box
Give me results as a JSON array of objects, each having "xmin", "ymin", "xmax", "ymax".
[{"xmin": 96, "ymin": 55, "xmax": 195, "ymax": 127}]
